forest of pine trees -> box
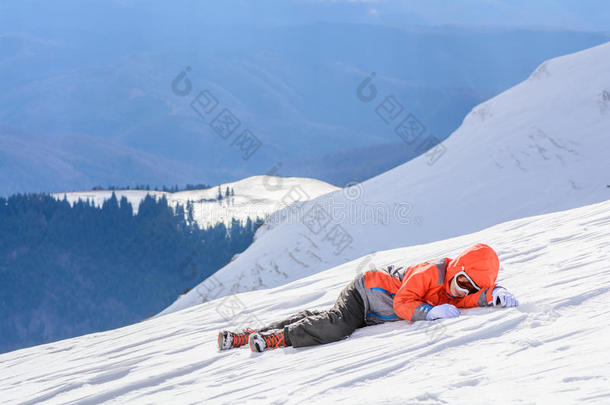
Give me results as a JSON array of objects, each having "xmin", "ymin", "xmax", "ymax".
[
  {"xmin": 0, "ymin": 192, "xmax": 262, "ymax": 353},
  {"xmin": 91, "ymin": 183, "xmax": 211, "ymax": 192}
]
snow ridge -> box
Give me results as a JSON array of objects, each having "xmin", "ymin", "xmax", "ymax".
[{"xmin": 52, "ymin": 175, "xmax": 338, "ymax": 229}]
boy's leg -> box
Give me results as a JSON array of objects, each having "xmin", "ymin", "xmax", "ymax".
[
  {"xmin": 256, "ymin": 309, "xmax": 324, "ymax": 333},
  {"xmin": 220, "ymin": 309, "xmax": 324, "ymax": 349},
  {"xmin": 284, "ymin": 279, "xmax": 366, "ymax": 348}
]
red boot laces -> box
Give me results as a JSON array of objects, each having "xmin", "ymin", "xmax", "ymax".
[
  {"xmin": 263, "ymin": 330, "xmax": 286, "ymax": 348},
  {"xmin": 232, "ymin": 328, "xmax": 255, "ymax": 347}
]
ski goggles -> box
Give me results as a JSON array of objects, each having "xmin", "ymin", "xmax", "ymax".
[{"xmin": 454, "ymin": 268, "xmax": 481, "ymax": 295}]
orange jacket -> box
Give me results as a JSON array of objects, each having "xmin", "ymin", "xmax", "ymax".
[{"xmin": 361, "ymin": 243, "xmax": 500, "ymax": 322}]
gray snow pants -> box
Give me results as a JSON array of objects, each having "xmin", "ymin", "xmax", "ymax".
[{"xmin": 257, "ymin": 279, "xmax": 366, "ymax": 348}]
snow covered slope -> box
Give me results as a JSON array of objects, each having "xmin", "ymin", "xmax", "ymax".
[
  {"xmin": 52, "ymin": 175, "xmax": 338, "ymax": 228},
  {"xmin": 2, "ymin": 199, "xmax": 609, "ymax": 404},
  {"xmin": 163, "ymin": 41, "xmax": 610, "ymax": 314}
]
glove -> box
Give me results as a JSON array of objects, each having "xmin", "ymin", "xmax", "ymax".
[
  {"xmin": 492, "ymin": 288, "xmax": 519, "ymax": 307},
  {"xmin": 426, "ymin": 303, "xmax": 460, "ymax": 321}
]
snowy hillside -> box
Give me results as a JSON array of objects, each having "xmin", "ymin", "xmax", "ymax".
[
  {"xmin": 52, "ymin": 176, "xmax": 338, "ymax": 229},
  {"xmin": 163, "ymin": 41, "xmax": 610, "ymax": 315},
  {"xmin": 2, "ymin": 199, "xmax": 609, "ymax": 404}
]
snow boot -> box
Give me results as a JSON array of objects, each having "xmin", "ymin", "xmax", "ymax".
[
  {"xmin": 249, "ymin": 329, "xmax": 288, "ymax": 352},
  {"xmin": 217, "ymin": 328, "xmax": 255, "ymax": 350}
]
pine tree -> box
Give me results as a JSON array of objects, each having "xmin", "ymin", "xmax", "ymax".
[{"xmin": 186, "ymin": 200, "xmax": 195, "ymax": 225}]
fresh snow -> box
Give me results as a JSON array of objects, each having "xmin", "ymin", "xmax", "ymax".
[
  {"xmin": 51, "ymin": 175, "xmax": 338, "ymax": 228},
  {"xmin": 1, "ymin": 199, "xmax": 609, "ymax": 404},
  {"xmin": 163, "ymin": 41, "xmax": 610, "ymax": 315}
]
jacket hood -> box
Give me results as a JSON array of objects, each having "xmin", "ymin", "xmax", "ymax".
[{"xmin": 445, "ymin": 243, "xmax": 499, "ymax": 293}]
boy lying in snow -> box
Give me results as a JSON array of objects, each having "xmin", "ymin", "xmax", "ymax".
[{"xmin": 218, "ymin": 243, "xmax": 518, "ymax": 353}]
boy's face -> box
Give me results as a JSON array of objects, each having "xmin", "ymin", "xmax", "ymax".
[{"xmin": 449, "ymin": 274, "xmax": 480, "ymax": 297}]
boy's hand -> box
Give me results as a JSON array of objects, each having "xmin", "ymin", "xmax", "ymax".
[
  {"xmin": 492, "ymin": 288, "xmax": 519, "ymax": 307},
  {"xmin": 426, "ymin": 304, "xmax": 460, "ymax": 321}
]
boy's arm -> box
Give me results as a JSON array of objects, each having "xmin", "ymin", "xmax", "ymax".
[{"xmin": 393, "ymin": 270, "xmax": 434, "ymax": 321}]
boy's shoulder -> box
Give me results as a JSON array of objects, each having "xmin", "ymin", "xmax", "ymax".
[
  {"xmin": 363, "ymin": 257, "xmax": 450, "ymax": 282},
  {"xmin": 403, "ymin": 257, "xmax": 451, "ymax": 283}
]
